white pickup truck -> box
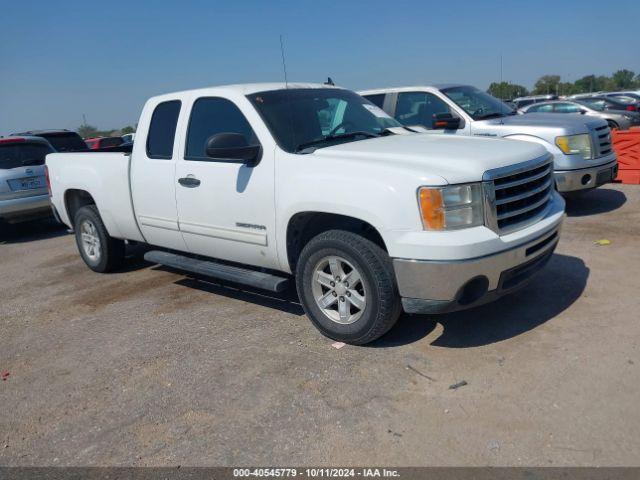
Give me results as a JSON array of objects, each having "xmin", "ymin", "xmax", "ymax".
[
  {"xmin": 46, "ymin": 83, "xmax": 564, "ymax": 344},
  {"xmin": 360, "ymin": 85, "xmax": 618, "ymax": 194}
]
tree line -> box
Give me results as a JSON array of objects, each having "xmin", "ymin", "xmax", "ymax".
[{"xmin": 488, "ymin": 69, "xmax": 640, "ymax": 100}]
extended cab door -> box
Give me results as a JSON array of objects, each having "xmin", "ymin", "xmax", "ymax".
[
  {"xmin": 130, "ymin": 98, "xmax": 188, "ymax": 250},
  {"xmin": 174, "ymin": 94, "xmax": 278, "ymax": 270}
]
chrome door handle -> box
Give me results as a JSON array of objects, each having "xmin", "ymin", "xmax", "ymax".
[{"xmin": 178, "ymin": 176, "xmax": 201, "ymax": 188}]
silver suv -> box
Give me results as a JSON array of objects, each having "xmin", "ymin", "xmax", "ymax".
[{"xmin": 0, "ymin": 136, "xmax": 54, "ymax": 224}]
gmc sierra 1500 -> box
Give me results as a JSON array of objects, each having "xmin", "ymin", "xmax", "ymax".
[{"xmin": 46, "ymin": 83, "xmax": 564, "ymax": 344}]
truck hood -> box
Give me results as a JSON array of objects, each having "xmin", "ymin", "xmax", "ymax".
[
  {"xmin": 473, "ymin": 113, "xmax": 608, "ymax": 138},
  {"xmin": 313, "ymin": 133, "xmax": 549, "ymax": 184}
]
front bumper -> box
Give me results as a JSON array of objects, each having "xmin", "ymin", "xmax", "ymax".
[
  {"xmin": 394, "ymin": 225, "xmax": 561, "ymax": 314},
  {"xmin": 555, "ymin": 158, "xmax": 618, "ymax": 192},
  {"xmin": 0, "ymin": 194, "xmax": 51, "ymax": 221}
]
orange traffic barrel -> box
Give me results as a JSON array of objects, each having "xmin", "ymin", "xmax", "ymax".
[{"xmin": 612, "ymin": 127, "xmax": 640, "ymax": 184}]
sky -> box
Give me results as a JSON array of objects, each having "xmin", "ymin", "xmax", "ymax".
[{"xmin": 1, "ymin": 0, "xmax": 639, "ymax": 135}]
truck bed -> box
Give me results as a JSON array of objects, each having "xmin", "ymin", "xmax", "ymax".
[{"xmin": 46, "ymin": 152, "xmax": 144, "ymax": 242}]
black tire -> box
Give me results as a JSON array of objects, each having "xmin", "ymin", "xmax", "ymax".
[
  {"xmin": 608, "ymin": 120, "xmax": 619, "ymax": 130},
  {"xmin": 295, "ymin": 230, "xmax": 401, "ymax": 345},
  {"xmin": 74, "ymin": 205, "xmax": 125, "ymax": 273}
]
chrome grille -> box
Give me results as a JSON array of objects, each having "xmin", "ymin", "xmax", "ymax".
[
  {"xmin": 591, "ymin": 124, "xmax": 612, "ymax": 157},
  {"xmin": 483, "ymin": 155, "xmax": 554, "ymax": 234}
]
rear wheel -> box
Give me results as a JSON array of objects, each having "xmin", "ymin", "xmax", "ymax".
[
  {"xmin": 296, "ymin": 230, "xmax": 401, "ymax": 345},
  {"xmin": 74, "ymin": 205, "xmax": 124, "ymax": 272},
  {"xmin": 607, "ymin": 120, "xmax": 619, "ymax": 130}
]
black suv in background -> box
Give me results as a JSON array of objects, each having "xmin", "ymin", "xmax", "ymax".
[{"xmin": 10, "ymin": 129, "xmax": 88, "ymax": 152}]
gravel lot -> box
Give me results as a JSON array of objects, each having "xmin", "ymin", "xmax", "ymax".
[{"xmin": 1, "ymin": 184, "xmax": 638, "ymax": 467}]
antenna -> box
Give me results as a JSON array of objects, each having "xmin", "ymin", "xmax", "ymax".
[
  {"xmin": 499, "ymin": 54, "xmax": 505, "ymax": 124},
  {"xmin": 279, "ymin": 34, "xmax": 297, "ymax": 150},
  {"xmin": 279, "ymin": 35, "xmax": 289, "ymax": 89}
]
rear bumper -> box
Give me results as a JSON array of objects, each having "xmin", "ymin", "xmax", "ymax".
[
  {"xmin": 0, "ymin": 194, "xmax": 51, "ymax": 221},
  {"xmin": 555, "ymin": 157, "xmax": 618, "ymax": 192},
  {"xmin": 394, "ymin": 225, "xmax": 561, "ymax": 314}
]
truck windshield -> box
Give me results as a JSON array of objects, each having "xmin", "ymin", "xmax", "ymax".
[
  {"xmin": 441, "ymin": 86, "xmax": 516, "ymax": 120},
  {"xmin": 248, "ymin": 88, "xmax": 403, "ymax": 153}
]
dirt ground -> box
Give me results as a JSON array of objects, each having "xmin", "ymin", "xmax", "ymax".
[{"xmin": 1, "ymin": 184, "xmax": 638, "ymax": 467}]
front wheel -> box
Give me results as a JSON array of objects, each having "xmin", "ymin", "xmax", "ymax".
[
  {"xmin": 296, "ymin": 230, "xmax": 401, "ymax": 345},
  {"xmin": 74, "ymin": 205, "xmax": 125, "ymax": 273}
]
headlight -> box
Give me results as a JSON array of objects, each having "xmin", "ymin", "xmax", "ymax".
[
  {"xmin": 418, "ymin": 184, "xmax": 484, "ymax": 230},
  {"xmin": 555, "ymin": 134, "xmax": 592, "ymax": 159}
]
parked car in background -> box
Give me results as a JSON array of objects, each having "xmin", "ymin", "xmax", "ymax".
[
  {"xmin": 577, "ymin": 96, "xmax": 640, "ymax": 113},
  {"xmin": 121, "ymin": 133, "xmax": 135, "ymax": 144},
  {"xmin": 601, "ymin": 91, "xmax": 640, "ymax": 105},
  {"xmin": 0, "ymin": 136, "xmax": 54, "ymax": 224},
  {"xmin": 46, "ymin": 83, "xmax": 564, "ymax": 344},
  {"xmin": 520, "ymin": 100, "xmax": 639, "ymax": 130},
  {"xmin": 512, "ymin": 94, "xmax": 559, "ymax": 109},
  {"xmin": 568, "ymin": 93, "xmax": 603, "ymax": 100},
  {"xmin": 360, "ymin": 85, "xmax": 618, "ymax": 194},
  {"xmin": 85, "ymin": 136, "xmax": 124, "ymax": 150},
  {"xmin": 11, "ymin": 129, "xmax": 88, "ymax": 152}
]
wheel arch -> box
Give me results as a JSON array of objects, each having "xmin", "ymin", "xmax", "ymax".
[
  {"xmin": 284, "ymin": 211, "xmax": 388, "ymax": 273},
  {"xmin": 64, "ymin": 189, "xmax": 97, "ymax": 229}
]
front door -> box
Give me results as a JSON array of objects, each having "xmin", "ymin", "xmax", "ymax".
[
  {"xmin": 174, "ymin": 96, "xmax": 278, "ymax": 270},
  {"xmin": 393, "ymin": 91, "xmax": 468, "ymax": 135}
]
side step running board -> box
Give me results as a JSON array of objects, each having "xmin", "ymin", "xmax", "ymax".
[{"xmin": 144, "ymin": 250, "xmax": 289, "ymax": 293}]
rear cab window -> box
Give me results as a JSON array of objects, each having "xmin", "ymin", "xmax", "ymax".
[{"xmin": 146, "ymin": 100, "xmax": 182, "ymax": 159}]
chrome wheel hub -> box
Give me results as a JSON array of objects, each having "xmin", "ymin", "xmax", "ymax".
[
  {"xmin": 80, "ymin": 219, "xmax": 101, "ymax": 262},
  {"xmin": 311, "ymin": 255, "xmax": 366, "ymax": 325}
]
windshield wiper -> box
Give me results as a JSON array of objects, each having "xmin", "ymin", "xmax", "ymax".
[{"xmin": 296, "ymin": 131, "xmax": 379, "ymax": 152}]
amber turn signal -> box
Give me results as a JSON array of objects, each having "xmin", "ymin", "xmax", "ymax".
[{"xmin": 419, "ymin": 187, "xmax": 445, "ymax": 230}]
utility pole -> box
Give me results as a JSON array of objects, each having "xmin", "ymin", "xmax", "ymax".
[{"xmin": 82, "ymin": 114, "xmax": 87, "ymax": 126}]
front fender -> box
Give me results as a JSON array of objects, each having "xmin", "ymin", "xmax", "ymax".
[{"xmin": 276, "ymin": 172, "xmax": 437, "ymax": 273}]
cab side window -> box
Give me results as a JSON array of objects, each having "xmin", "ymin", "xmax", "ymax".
[
  {"xmin": 395, "ymin": 92, "xmax": 452, "ymax": 128},
  {"xmin": 147, "ymin": 100, "xmax": 181, "ymax": 159},
  {"xmin": 364, "ymin": 94, "xmax": 385, "ymax": 109},
  {"xmin": 185, "ymin": 97, "xmax": 258, "ymax": 161},
  {"xmin": 554, "ymin": 103, "xmax": 581, "ymax": 113},
  {"xmin": 528, "ymin": 104, "xmax": 553, "ymax": 113}
]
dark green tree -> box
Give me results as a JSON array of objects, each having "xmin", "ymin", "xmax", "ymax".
[
  {"xmin": 532, "ymin": 75, "xmax": 561, "ymax": 95},
  {"xmin": 121, "ymin": 125, "xmax": 136, "ymax": 134},
  {"xmin": 612, "ymin": 69, "xmax": 636, "ymax": 89},
  {"xmin": 573, "ymin": 75, "xmax": 615, "ymax": 94},
  {"xmin": 487, "ymin": 82, "xmax": 529, "ymax": 99}
]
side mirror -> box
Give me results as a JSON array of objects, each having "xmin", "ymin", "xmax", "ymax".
[
  {"xmin": 205, "ymin": 133, "xmax": 262, "ymax": 166},
  {"xmin": 432, "ymin": 113, "xmax": 461, "ymax": 130},
  {"xmin": 579, "ymin": 109, "xmax": 588, "ymax": 115}
]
